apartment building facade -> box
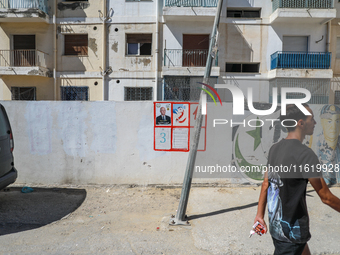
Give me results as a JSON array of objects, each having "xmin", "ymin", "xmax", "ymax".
[{"xmin": 0, "ymin": 0, "xmax": 339, "ymax": 104}]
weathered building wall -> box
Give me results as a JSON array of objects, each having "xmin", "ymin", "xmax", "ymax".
[
  {"xmin": 0, "ymin": 22, "xmax": 53, "ymax": 67},
  {"xmin": 0, "ymin": 22, "xmax": 54, "ymax": 100},
  {"xmin": 56, "ymin": 0, "xmax": 105, "ymax": 101},
  {"xmin": 56, "ymin": 0, "xmax": 101, "ymax": 19},
  {"xmin": 59, "ymin": 78, "xmax": 103, "ymax": 101},
  {"xmin": 57, "ymin": 24, "xmax": 102, "ymax": 72},
  {"xmin": 1, "ymin": 76, "xmax": 54, "ymax": 100},
  {"xmin": 107, "ymin": 0, "xmax": 159, "ymax": 101}
]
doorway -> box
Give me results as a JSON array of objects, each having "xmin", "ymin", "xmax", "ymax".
[{"xmin": 13, "ymin": 35, "xmax": 36, "ymax": 66}]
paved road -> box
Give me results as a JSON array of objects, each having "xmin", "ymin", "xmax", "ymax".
[{"xmin": 0, "ymin": 184, "xmax": 339, "ymax": 254}]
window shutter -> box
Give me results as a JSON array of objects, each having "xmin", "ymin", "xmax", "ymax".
[
  {"xmin": 282, "ymin": 36, "xmax": 308, "ymax": 52},
  {"xmin": 65, "ymin": 34, "xmax": 88, "ymax": 55},
  {"xmin": 127, "ymin": 34, "xmax": 152, "ymax": 44}
]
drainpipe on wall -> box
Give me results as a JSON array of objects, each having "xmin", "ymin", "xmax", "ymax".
[
  {"xmin": 154, "ymin": 0, "xmax": 159, "ymax": 100},
  {"xmin": 327, "ymin": 21, "xmax": 331, "ymax": 52},
  {"xmin": 102, "ymin": 0, "xmax": 107, "ymax": 100},
  {"xmin": 53, "ymin": 0, "xmax": 57, "ymax": 100}
]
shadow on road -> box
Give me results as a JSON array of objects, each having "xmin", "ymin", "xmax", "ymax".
[
  {"xmin": 187, "ymin": 202, "xmax": 258, "ymax": 221},
  {"xmin": 0, "ymin": 187, "xmax": 86, "ymax": 236}
]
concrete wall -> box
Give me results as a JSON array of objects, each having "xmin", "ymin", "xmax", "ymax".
[
  {"xmin": 3, "ymin": 101, "xmax": 193, "ymax": 185},
  {"xmin": 57, "ymin": 0, "xmax": 103, "ymax": 19},
  {"xmin": 3, "ymin": 101, "xmax": 340, "ymax": 185}
]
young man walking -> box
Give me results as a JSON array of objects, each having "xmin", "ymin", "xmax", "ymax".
[{"xmin": 254, "ymin": 104, "xmax": 340, "ymax": 255}]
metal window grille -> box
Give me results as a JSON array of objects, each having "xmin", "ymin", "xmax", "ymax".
[
  {"xmin": 11, "ymin": 87, "xmax": 36, "ymax": 100},
  {"xmin": 124, "ymin": 87, "xmax": 153, "ymax": 101},
  {"xmin": 272, "ymin": 0, "xmax": 334, "ymax": 12},
  {"xmin": 165, "ymin": 0, "xmax": 218, "ymax": 7},
  {"xmin": 269, "ymin": 78, "xmax": 330, "ymax": 104},
  {"xmin": 163, "ymin": 76, "xmax": 218, "ymax": 101},
  {"xmin": 61, "ymin": 86, "xmax": 89, "ymax": 101},
  {"xmin": 334, "ymin": 91, "xmax": 340, "ymax": 105}
]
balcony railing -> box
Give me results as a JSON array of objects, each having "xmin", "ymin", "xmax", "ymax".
[
  {"xmin": 0, "ymin": 50, "xmax": 48, "ymax": 68},
  {"xmin": 272, "ymin": 0, "xmax": 334, "ymax": 12},
  {"xmin": 165, "ymin": 0, "xmax": 217, "ymax": 7},
  {"xmin": 0, "ymin": 0, "xmax": 49, "ymax": 14},
  {"xmin": 164, "ymin": 49, "xmax": 218, "ymax": 67},
  {"xmin": 270, "ymin": 51, "xmax": 331, "ymax": 69}
]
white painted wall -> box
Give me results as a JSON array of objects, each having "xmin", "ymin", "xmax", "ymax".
[
  {"xmin": 109, "ymin": 0, "xmax": 156, "ymax": 21},
  {"xmin": 3, "ymin": 101, "xmax": 336, "ymax": 185},
  {"xmin": 2, "ymin": 101, "xmax": 238, "ymax": 185},
  {"xmin": 164, "ymin": 21, "xmax": 214, "ymax": 50}
]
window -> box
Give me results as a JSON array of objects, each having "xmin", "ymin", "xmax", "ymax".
[
  {"xmin": 61, "ymin": 86, "xmax": 89, "ymax": 101},
  {"xmin": 226, "ymin": 63, "xmax": 259, "ymax": 73},
  {"xmin": 64, "ymin": 0, "xmax": 88, "ymax": 1},
  {"xmin": 335, "ymin": 91, "xmax": 340, "ymax": 104},
  {"xmin": 126, "ymin": 0, "xmax": 152, "ymax": 2},
  {"xmin": 124, "ymin": 87, "xmax": 153, "ymax": 101},
  {"xmin": 227, "ymin": 9, "xmax": 261, "ymax": 18},
  {"xmin": 64, "ymin": 34, "xmax": 88, "ymax": 56},
  {"xmin": 126, "ymin": 34, "xmax": 152, "ymax": 56},
  {"xmin": 11, "ymin": 87, "xmax": 36, "ymax": 100}
]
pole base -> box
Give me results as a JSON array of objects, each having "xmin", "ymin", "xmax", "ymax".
[{"xmin": 169, "ymin": 217, "xmax": 190, "ymax": 226}]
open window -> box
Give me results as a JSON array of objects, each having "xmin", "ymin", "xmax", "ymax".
[
  {"xmin": 226, "ymin": 63, "xmax": 260, "ymax": 73},
  {"xmin": 126, "ymin": 34, "xmax": 152, "ymax": 56},
  {"xmin": 227, "ymin": 9, "xmax": 261, "ymax": 18}
]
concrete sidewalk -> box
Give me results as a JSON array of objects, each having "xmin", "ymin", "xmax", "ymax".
[{"xmin": 0, "ymin": 184, "xmax": 339, "ymax": 254}]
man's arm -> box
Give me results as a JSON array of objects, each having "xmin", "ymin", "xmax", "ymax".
[
  {"xmin": 309, "ymin": 177, "xmax": 340, "ymax": 212},
  {"xmin": 254, "ymin": 171, "xmax": 269, "ymax": 234}
]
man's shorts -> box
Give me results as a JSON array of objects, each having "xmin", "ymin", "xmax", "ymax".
[{"xmin": 272, "ymin": 237, "xmax": 306, "ymax": 255}]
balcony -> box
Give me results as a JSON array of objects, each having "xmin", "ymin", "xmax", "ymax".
[
  {"xmin": 0, "ymin": 0, "xmax": 49, "ymax": 23},
  {"xmin": 270, "ymin": 0, "xmax": 335, "ymax": 23},
  {"xmin": 269, "ymin": 51, "xmax": 332, "ymax": 78},
  {"xmin": 163, "ymin": 0, "xmax": 217, "ymax": 21},
  {"xmin": 0, "ymin": 50, "xmax": 51, "ymax": 77},
  {"xmin": 163, "ymin": 49, "xmax": 219, "ymax": 76}
]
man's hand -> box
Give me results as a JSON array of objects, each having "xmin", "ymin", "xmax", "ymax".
[
  {"xmin": 254, "ymin": 172, "xmax": 269, "ymax": 235},
  {"xmin": 253, "ymin": 216, "xmax": 267, "ymax": 235}
]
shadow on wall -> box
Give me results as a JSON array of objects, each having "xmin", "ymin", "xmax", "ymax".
[
  {"xmin": 0, "ymin": 187, "xmax": 87, "ymax": 236},
  {"xmin": 2, "ymin": 76, "xmax": 54, "ymax": 101},
  {"xmin": 57, "ymin": 1, "xmax": 88, "ymax": 18},
  {"xmin": 225, "ymin": 23, "xmax": 254, "ymax": 67}
]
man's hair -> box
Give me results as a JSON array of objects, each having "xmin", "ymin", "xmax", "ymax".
[{"xmin": 280, "ymin": 103, "xmax": 309, "ymax": 132}]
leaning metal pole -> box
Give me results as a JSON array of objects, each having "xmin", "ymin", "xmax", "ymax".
[{"xmin": 170, "ymin": 0, "xmax": 224, "ymax": 225}]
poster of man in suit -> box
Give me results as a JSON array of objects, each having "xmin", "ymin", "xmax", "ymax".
[{"xmin": 155, "ymin": 103, "xmax": 171, "ymax": 125}]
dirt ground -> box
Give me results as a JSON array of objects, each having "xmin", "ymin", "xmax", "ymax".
[{"xmin": 0, "ymin": 184, "xmax": 339, "ymax": 255}]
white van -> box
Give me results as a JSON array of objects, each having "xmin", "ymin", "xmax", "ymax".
[{"xmin": 0, "ymin": 104, "xmax": 17, "ymax": 190}]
